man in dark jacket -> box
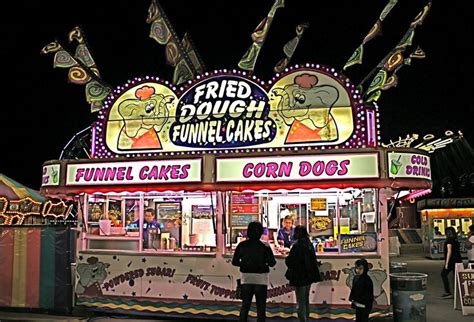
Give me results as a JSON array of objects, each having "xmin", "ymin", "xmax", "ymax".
[
  {"xmin": 232, "ymin": 221, "xmax": 276, "ymax": 322},
  {"xmin": 349, "ymin": 258, "xmax": 374, "ymax": 322}
]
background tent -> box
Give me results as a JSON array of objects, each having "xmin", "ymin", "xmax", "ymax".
[
  {"xmin": 0, "ymin": 173, "xmax": 74, "ymax": 312},
  {"xmin": 0, "ymin": 173, "xmax": 71, "ymax": 225}
]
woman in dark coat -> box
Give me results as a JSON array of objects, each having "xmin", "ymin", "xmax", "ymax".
[
  {"xmin": 285, "ymin": 225, "xmax": 321, "ymax": 322},
  {"xmin": 440, "ymin": 226, "xmax": 462, "ymax": 298}
]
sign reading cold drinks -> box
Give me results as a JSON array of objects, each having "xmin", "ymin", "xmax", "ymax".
[
  {"xmin": 388, "ymin": 152, "xmax": 431, "ymax": 180},
  {"xmin": 216, "ymin": 153, "xmax": 379, "ymax": 182}
]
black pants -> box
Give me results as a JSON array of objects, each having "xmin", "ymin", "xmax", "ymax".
[
  {"xmin": 441, "ymin": 267, "xmax": 454, "ymax": 294},
  {"xmin": 239, "ymin": 283, "xmax": 267, "ymax": 322},
  {"xmin": 355, "ymin": 307, "xmax": 371, "ymax": 322}
]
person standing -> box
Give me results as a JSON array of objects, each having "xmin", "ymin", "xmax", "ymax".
[
  {"xmin": 466, "ymin": 225, "xmax": 474, "ymax": 264},
  {"xmin": 440, "ymin": 226, "xmax": 462, "ymax": 298},
  {"xmin": 133, "ymin": 208, "xmax": 160, "ymax": 249},
  {"xmin": 349, "ymin": 258, "xmax": 374, "ymax": 322},
  {"xmin": 232, "ymin": 221, "xmax": 276, "ymax": 322},
  {"xmin": 277, "ymin": 215, "xmax": 295, "ymax": 248},
  {"xmin": 285, "ymin": 225, "xmax": 322, "ymax": 322}
]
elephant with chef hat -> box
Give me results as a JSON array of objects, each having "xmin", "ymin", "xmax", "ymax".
[
  {"xmin": 272, "ymin": 73, "xmax": 339, "ymax": 143},
  {"xmin": 76, "ymin": 256, "xmax": 110, "ymax": 297}
]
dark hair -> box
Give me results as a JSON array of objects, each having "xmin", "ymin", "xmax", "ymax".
[
  {"xmin": 247, "ymin": 221, "xmax": 264, "ymax": 240},
  {"xmin": 145, "ymin": 208, "xmax": 155, "ymax": 215},
  {"xmin": 469, "ymin": 225, "xmax": 474, "ymax": 233},
  {"xmin": 293, "ymin": 225, "xmax": 309, "ymax": 240},
  {"xmin": 355, "ymin": 258, "xmax": 370, "ymax": 274},
  {"xmin": 445, "ymin": 226, "xmax": 457, "ymax": 240}
]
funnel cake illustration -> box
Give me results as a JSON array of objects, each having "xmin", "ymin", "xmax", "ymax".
[
  {"xmin": 117, "ymin": 85, "xmax": 174, "ymax": 150},
  {"xmin": 272, "ymin": 73, "xmax": 339, "ymax": 144}
]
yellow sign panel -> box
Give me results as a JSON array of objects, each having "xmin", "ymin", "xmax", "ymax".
[
  {"xmin": 95, "ymin": 67, "xmax": 372, "ymax": 157},
  {"xmin": 311, "ymin": 198, "xmax": 327, "ymax": 211}
]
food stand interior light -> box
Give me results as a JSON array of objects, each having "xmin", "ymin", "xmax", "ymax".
[{"xmin": 424, "ymin": 208, "xmax": 474, "ymax": 214}]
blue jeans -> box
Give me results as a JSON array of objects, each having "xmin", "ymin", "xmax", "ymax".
[
  {"xmin": 240, "ymin": 283, "xmax": 267, "ymax": 322},
  {"xmin": 295, "ymin": 284, "xmax": 311, "ymax": 322}
]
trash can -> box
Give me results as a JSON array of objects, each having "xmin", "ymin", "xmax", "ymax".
[
  {"xmin": 390, "ymin": 262, "xmax": 408, "ymax": 273},
  {"xmin": 390, "ymin": 272, "xmax": 427, "ymax": 322}
]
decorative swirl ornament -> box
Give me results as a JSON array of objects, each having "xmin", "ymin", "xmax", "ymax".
[
  {"xmin": 68, "ymin": 66, "xmax": 89, "ymax": 84},
  {"xmin": 53, "ymin": 50, "xmax": 76, "ymax": 68}
]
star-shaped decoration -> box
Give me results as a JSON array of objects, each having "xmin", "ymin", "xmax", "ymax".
[
  {"xmin": 142, "ymin": 258, "xmax": 147, "ymax": 263},
  {"xmin": 179, "ymin": 258, "xmax": 184, "ymax": 263},
  {"xmin": 132, "ymin": 292, "xmax": 136, "ymax": 296},
  {"xmin": 183, "ymin": 294, "xmax": 188, "ymax": 300}
]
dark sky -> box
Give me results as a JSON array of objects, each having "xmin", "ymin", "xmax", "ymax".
[{"xmin": 1, "ymin": 0, "xmax": 472, "ymax": 189}]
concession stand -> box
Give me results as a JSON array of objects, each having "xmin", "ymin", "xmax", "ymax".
[
  {"xmin": 419, "ymin": 198, "xmax": 474, "ymax": 259},
  {"xmin": 40, "ymin": 66, "xmax": 432, "ymax": 320}
]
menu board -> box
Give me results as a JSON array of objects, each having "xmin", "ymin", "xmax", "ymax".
[
  {"xmin": 192, "ymin": 205, "xmax": 212, "ymax": 219},
  {"xmin": 231, "ymin": 204, "xmax": 259, "ymax": 214},
  {"xmin": 231, "ymin": 214, "xmax": 259, "ymax": 227},
  {"xmin": 231, "ymin": 193, "xmax": 259, "ymax": 204},
  {"xmin": 230, "ymin": 193, "xmax": 259, "ymax": 228}
]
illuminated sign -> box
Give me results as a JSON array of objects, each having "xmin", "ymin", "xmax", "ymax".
[
  {"xmin": 216, "ymin": 153, "xmax": 379, "ymax": 182},
  {"xmin": 94, "ymin": 66, "xmax": 378, "ymax": 158},
  {"xmin": 311, "ymin": 198, "xmax": 327, "ymax": 211},
  {"xmin": 388, "ymin": 152, "xmax": 431, "ymax": 180},
  {"xmin": 340, "ymin": 233, "xmax": 377, "ymax": 253},
  {"xmin": 66, "ymin": 159, "xmax": 201, "ymax": 186},
  {"xmin": 42, "ymin": 164, "xmax": 60, "ymax": 186}
]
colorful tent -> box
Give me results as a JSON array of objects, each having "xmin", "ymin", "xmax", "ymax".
[
  {"xmin": 0, "ymin": 173, "xmax": 71, "ymax": 225},
  {"xmin": 0, "ymin": 173, "xmax": 74, "ymax": 311},
  {"xmin": 0, "ymin": 173, "xmax": 46, "ymax": 201}
]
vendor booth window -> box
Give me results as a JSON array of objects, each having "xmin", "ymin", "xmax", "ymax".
[
  {"xmin": 224, "ymin": 189, "xmax": 380, "ymax": 256},
  {"xmin": 337, "ymin": 189, "xmax": 378, "ymax": 254},
  {"xmin": 83, "ymin": 193, "xmax": 217, "ymax": 253},
  {"xmin": 85, "ymin": 194, "xmax": 140, "ymax": 237},
  {"xmin": 143, "ymin": 192, "xmax": 217, "ymax": 252}
]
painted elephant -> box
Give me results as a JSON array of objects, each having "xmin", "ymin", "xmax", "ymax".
[
  {"xmin": 272, "ymin": 73, "xmax": 339, "ymax": 143},
  {"xmin": 342, "ymin": 266, "xmax": 389, "ymax": 306},
  {"xmin": 76, "ymin": 256, "xmax": 110, "ymax": 296},
  {"xmin": 117, "ymin": 85, "xmax": 174, "ymax": 150}
]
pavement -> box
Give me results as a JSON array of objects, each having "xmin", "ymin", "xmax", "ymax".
[{"xmin": 1, "ymin": 244, "xmax": 474, "ymax": 321}]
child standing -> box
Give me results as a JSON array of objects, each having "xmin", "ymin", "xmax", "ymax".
[{"xmin": 349, "ymin": 259, "xmax": 374, "ymax": 322}]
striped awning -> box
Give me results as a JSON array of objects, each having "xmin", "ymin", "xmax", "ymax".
[
  {"xmin": 0, "ymin": 173, "xmax": 45, "ymax": 202},
  {"xmin": 0, "ymin": 174, "xmax": 72, "ymax": 225}
]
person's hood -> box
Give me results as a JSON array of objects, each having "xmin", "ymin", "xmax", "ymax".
[{"xmin": 357, "ymin": 259, "xmax": 370, "ymax": 275}]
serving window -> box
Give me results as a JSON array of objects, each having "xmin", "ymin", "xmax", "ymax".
[
  {"xmin": 81, "ymin": 192, "xmax": 217, "ymax": 254},
  {"xmin": 224, "ymin": 188, "xmax": 381, "ymax": 256}
]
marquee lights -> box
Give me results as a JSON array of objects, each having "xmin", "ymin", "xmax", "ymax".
[
  {"xmin": 91, "ymin": 65, "xmax": 380, "ymax": 159},
  {"xmin": 0, "ymin": 196, "xmax": 72, "ymax": 226}
]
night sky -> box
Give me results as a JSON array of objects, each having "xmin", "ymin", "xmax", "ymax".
[{"xmin": 1, "ymin": 0, "xmax": 472, "ymax": 189}]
